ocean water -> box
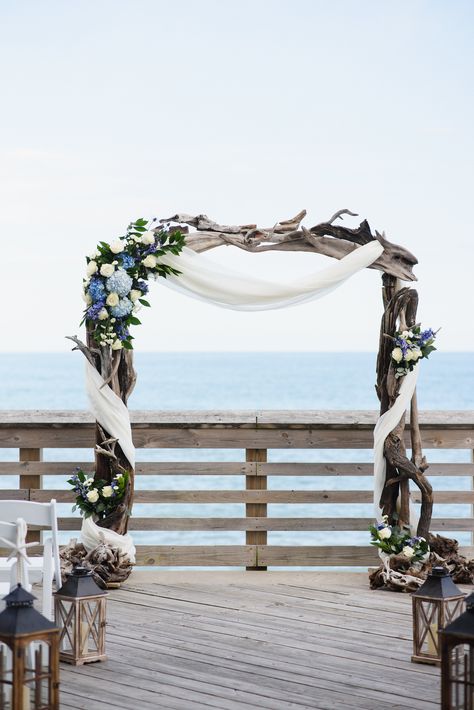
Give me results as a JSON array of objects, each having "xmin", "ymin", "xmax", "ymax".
[{"xmin": 0, "ymin": 352, "xmax": 473, "ymax": 561}]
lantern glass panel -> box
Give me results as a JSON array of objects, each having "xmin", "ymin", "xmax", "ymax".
[
  {"xmin": 415, "ymin": 597, "xmax": 465, "ymax": 660},
  {"xmin": 446, "ymin": 643, "xmax": 474, "ymax": 710},
  {"xmin": 0, "ymin": 640, "xmax": 56, "ymax": 710},
  {"xmin": 80, "ymin": 600, "xmax": 102, "ymax": 655}
]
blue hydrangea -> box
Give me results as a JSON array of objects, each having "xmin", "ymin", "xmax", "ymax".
[
  {"xmin": 88, "ymin": 278, "xmax": 106, "ymax": 302},
  {"xmin": 420, "ymin": 329, "xmax": 434, "ymax": 344},
  {"xmin": 136, "ymin": 280, "xmax": 149, "ymax": 294},
  {"xmin": 121, "ymin": 253, "xmax": 135, "ymax": 270},
  {"xmin": 87, "ymin": 301, "xmax": 106, "ymax": 321},
  {"xmin": 115, "ymin": 322, "xmax": 130, "ymax": 341},
  {"xmin": 110, "ymin": 297, "xmax": 133, "ymax": 318},
  {"xmin": 106, "ymin": 269, "xmax": 133, "ymax": 297}
]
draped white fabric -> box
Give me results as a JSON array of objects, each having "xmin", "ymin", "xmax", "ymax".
[
  {"xmin": 158, "ymin": 241, "xmax": 384, "ymax": 310},
  {"xmin": 373, "ymin": 366, "xmax": 420, "ymax": 523},
  {"xmin": 82, "ymin": 240, "xmax": 388, "ymax": 556}
]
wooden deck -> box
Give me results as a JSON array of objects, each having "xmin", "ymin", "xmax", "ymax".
[{"xmin": 58, "ymin": 571, "xmax": 445, "ymax": 709}]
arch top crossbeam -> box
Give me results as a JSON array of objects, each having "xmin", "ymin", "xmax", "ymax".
[{"xmin": 160, "ymin": 209, "xmax": 418, "ymax": 282}]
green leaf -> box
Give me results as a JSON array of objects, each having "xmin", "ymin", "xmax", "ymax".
[
  {"xmin": 122, "ymin": 340, "xmax": 133, "ymax": 350},
  {"xmin": 128, "ymin": 316, "xmax": 141, "ymax": 325},
  {"xmin": 138, "ymin": 299, "xmax": 151, "ymax": 307}
]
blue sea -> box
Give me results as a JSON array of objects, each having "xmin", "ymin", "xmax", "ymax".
[{"xmin": 0, "ymin": 352, "xmax": 473, "ymax": 562}]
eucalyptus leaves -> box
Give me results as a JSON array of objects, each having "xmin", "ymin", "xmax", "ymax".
[{"xmin": 82, "ymin": 218, "xmax": 185, "ymax": 350}]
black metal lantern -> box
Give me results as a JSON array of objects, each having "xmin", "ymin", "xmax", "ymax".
[
  {"xmin": 412, "ymin": 566, "xmax": 465, "ymax": 665},
  {"xmin": 54, "ymin": 566, "xmax": 107, "ymax": 666},
  {"xmin": 0, "ymin": 584, "xmax": 60, "ymax": 710},
  {"xmin": 439, "ymin": 592, "xmax": 474, "ymax": 709}
]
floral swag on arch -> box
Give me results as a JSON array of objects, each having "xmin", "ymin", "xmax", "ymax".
[{"xmin": 62, "ymin": 209, "xmax": 471, "ymax": 589}]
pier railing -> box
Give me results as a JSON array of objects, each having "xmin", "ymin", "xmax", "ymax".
[{"xmin": 0, "ymin": 411, "xmax": 473, "ymax": 568}]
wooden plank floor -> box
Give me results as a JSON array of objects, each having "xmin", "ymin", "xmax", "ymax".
[{"xmin": 59, "ymin": 571, "xmax": 445, "ymax": 710}]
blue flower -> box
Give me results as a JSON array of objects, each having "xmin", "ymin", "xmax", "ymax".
[
  {"xmin": 88, "ymin": 278, "xmax": 106, "ymax": 302},
  {"xmin": 110, "ymin": 297, "xmax": 133, "ymax": 318},
  {"xmin": 115, "ymin": 322, "xmax": 130, "ymax": 341},
  {"xmin": 121, "ymin": 253, "xmax": 135, "ymax": 270},
  {"xmin": 420, "ymin": 329, "xmax": 434, "ymax": 344},
  {"xmin": 137, "ymin": 280, "xmax": 148, "ymax": 294},
  {"xmin": 87, "ymin": 301, "xmax": 106, "ymax": 321},
  {"xmin": 106, "ymin": 269, "xmax": 133, "ymax": 297}
]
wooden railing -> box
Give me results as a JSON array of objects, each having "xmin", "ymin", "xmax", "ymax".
[{"xmin": 0, "ymin": 411, "xmax": 473, "ymax": 567}]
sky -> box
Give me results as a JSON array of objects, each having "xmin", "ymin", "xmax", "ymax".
[{"xmin": 1, "ymin": 0, "xmax": 473, "ymax": 352}]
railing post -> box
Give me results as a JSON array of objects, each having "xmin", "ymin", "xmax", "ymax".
[
  {"xmin": 19, "ymin": 448, "xmax": 42, "ymax": 543},
  {"xmin": 246, "ymin": 448, "xmax": 267, "ymax": 571}
]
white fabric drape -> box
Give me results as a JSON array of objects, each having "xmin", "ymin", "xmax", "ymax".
[
  {"xmin": 158, "ymin": 241, "xmax": 384, "ymax": 310},
  {"xmin": 373, "ymin": 366, "xmax": 420, "ymax": 522},
  {"xmin": 82, "ymin": 240, "xmax": 385, "ymax": 557}
]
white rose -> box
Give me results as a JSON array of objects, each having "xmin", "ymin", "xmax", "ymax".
[
  {"xmin": 141, "ymin": 231, "xmax": 155, "ymax": 245},
  {"xmin": 82, "ymin": 292, "xmax": 92, "ymax": 305},
  {"xmin": 98, "ymin": 307, "xmax": 108, "ymax": 321},
  {"xmin": 86, "ymin": 260, "xmax": 98, "ymax": 276},
  {"xmin": 378, "ymin": 527, "xmax": 391, "ymax": 540},
  {"xmin": 106, "ymin": 292, "xmax": 119, "ymax": 307},
  {"xmin": 100, "ymin": 263, "xmax": 115, "ymax": 277},
  {"xmin": 412, "ymin": 348, "xmax": 422, "ymax": 360},
  {"xmin": 142, "ymin": 254, "xmax": 157, "ymax": 268},
  {"xmin": 102, "ymin": 485, "xmax": 113, "ymax": 498},
  {"xmin": 404, "ymin": 349, "xmax": 414, "ymax": 362},
  {"xmin": 86, "ymin": 489, "xmax": 99, "ymax": 503},
  {"xmin": 402, "ymin": 545, "xmax": 415, "ymax": 559},
  {"xmin": 129, "ymin": 289, "xmax": 142, "ymax": 302},
  {"xmin": 391, "ymin": 347, "xmax": 403, "ymax": 363},
  {"xmin": 401, "ymin": 330, "xmax": 413, "ymax": 338},
  {"xmin": 110, "ymin": 240, "xmax": 124, "ymax": 254},
  {"xmin": 111, "ymin": 339, "xmax": 123, "ymax": 350}
]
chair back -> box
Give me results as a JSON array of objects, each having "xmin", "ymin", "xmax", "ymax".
[
  {"xmin": 0, "ymin": 518, "xmax": 30, "ymax": 587},
  {"xmin": 0, "ymin": 501, "xmax": 61, "ymax": 588}
]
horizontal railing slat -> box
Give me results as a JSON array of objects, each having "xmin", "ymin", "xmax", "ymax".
[
  {"xmin": 54, "ymin": 516, "xmax": 474, "ymax": 532},
  {"xmin": 1, "ymin": 462, "xmax": 473, "ymax": 477}
]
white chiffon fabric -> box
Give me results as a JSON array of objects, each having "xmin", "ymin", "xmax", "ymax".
[
  {"xmin": 373, "ymin": 366, "xmax": 420, "ymax": 523},
  {"xmin": 82, "ymin": 240, "xmax": 388, "ymax": 558},
  {"xmin": 158, "ymin": 241, "xmax": 384, "ymax": 310}
]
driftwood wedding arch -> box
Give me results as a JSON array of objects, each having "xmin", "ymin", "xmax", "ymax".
[{"xmin": 66, "ymin": 209, "xmax": 467, "ymax": 587}]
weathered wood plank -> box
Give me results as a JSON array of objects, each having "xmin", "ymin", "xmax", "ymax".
[
  {"xmin": 28, "ymin": 489, "xmax": 474, "ymax": 504},
  {"xmin": 2, "ymin": 461, "xmax": 474, "ymax": 476},
  {"xmin": 54, "ymin": 516, "xmax": 474, "ymax": 532},
  {"xmin": 134, "ymin": 545, "xmax": 256, "ymax": 566},
  {"xmin": 246, "ymin": 449, "xmax": 267, "ymax": 570}
]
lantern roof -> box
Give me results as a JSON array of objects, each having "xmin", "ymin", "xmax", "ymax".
[
  {"xmin": 55, "ymin": 566, "xmax": 107, "ymax": 599},
  {"xmin": 412, "ymin": 566, "xmax": 464, "ymax": 600},
  {"xmin": 440, "ymin": 593, "xmax": 474, "ymax": 640},
  {"xmin": 0, "ymin": 584, "xmax": 58, "ymax": 637}
]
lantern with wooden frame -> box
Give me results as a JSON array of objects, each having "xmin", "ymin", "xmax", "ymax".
[
  {"xmin": 54, "ymin": 566, "xmax": 107, "ymax": 665},
  {"xmin": 0, "ymin": 584, "xmax": 60, "ymax": 710},
  {"xmin": 440, "ymin": 592, "xmax": 474, "ymax": 709},
  {"xmin": 412, "ymin": 566, "xmax": 465, "ymax": 665}
]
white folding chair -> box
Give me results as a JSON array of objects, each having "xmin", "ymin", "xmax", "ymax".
[{"xmin": 0, "ymin": 500, "xmax": 61, "ymax": 619}]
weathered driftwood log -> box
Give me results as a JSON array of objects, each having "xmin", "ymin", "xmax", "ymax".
[
  {"xmin": 375, "ymin": 279, "xmax": 434, "ymax": 538},
  {"xmin": 60, "ymin": 539, "xmax": 133, "ymax": 589},
  {"xmin": 162, "ymin": 209, "xmax": 418, "ymax": 282}
]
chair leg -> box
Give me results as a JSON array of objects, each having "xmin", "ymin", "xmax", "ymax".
[{"xmin": 42, "ymin": 538, "xmax": 53, "ymax": 620}]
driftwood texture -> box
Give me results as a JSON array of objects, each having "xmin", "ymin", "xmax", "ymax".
[
  {"xmin": 60, "ymin": 539, "xmax": 133, "ymax": 589},
  {"xmin": 161, "ymin": 209, "xmax": 418, "ymax": 282}
]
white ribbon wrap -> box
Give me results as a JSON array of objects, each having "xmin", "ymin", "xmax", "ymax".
[
  {"xmin": 373, "ymin": 366, "xmax": 420, "ymax": 522},
  {"xmin": 81, "ymin": 516, "xmax": 136, "ymax": 563}
]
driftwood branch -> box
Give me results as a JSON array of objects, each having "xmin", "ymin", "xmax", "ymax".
[{"xmin": 160, "ymin": 209, "xmax": 418, "ymax": 282}]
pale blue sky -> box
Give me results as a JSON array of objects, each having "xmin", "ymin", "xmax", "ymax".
[{"xmin": 1, "ymin": 0, "xmax": 473, "ymax": 351}]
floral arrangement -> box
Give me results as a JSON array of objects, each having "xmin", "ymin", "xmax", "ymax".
[
  {"xmin": 369, "ymin": 516, "xmax": 430, "ymax": 562},
  {"xmin": 67, "ymin": 469, "xmax": 129, "ymax": 520},
  {"xmin": 82, "ymin": 218, "xmax": 185, "ymax": 350},
  {"xmin": 390, "ymin": 325, "xmax": 437, "ymax": 378}
]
